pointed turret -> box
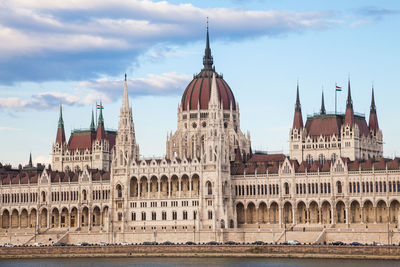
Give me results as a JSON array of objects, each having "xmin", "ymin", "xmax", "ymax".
[
  {"xmin": 369, "ymin": 86, "xmax": 379, "ymax": 133},
  {"xmin": 90, "ymin": 109, "xmax": 95, "ymax": 132},
  {"xmin": 292, "ymin": 83, "xmax": 303, "ymax": 129},
  {"xmin": 122, "ymin": 73, "xmax": 129, "ymax": 109},
  {"xmin": 28, "ymin": 152, "xmax": 33, "ymax": 168},
  {"xmin": 344, "ymin": 79, "xmax": 354, "ymax": 127},
  {"xmin": 55, "ymin": 104, "xmax": 66, "ymax": 145},
  {"xmin": 209, "ymin": 72, "xmax": 219, "ymax": 109},
  {"xmin": 202, "ymin": 20, "xmax": 213, "ymax": 71},
  {"xmin": 320, "ymin": 91, "xmax": 326, "ymax": 115},
  {"xmin": 96, "ymin": 102, "xmax": 106, "ymax": 140}
]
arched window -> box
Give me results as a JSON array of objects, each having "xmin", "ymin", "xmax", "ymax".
[
  {"xmin": 336, "ymin": 181, "xmax": 342, "ymax": 194},
  {"xmin": 41, "ymin": 191, "xmax": 46, "ymax": 202},
  {"xmin": 319, "ymin": 154, "xmax": 325, "ymax": 165},
  {"xmin": 306, "ymin": 155, "xmax": 313, "ymax": 165},
  {"xmin": 284, "ymin": 183, "xmax": 289, "ymax": 195},
  {"xmin": 206, "ymin": 181, "xmax": 212, "ymax": 195},
  {"xmin": 116, "ymin": 184, "xmax": 122, "ymax": 198},
  {"xmin": 82, "ymin": 190, "xmax": 87, "ymax": 201},
  {"xmin": 331, "ymin": 153, "xmax": 337, "ymax": 163}
]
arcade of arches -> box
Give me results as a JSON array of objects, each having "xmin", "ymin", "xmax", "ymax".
[
  {"xmin": 0, "ymin": 206, "xmax": 109, "ymax": 230},
  {"xmin": 235, "ymin": 200, "xmax": 400, "ymax": 226}
]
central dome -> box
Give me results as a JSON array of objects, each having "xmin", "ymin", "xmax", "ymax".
[{"xmin": 180, "ymin": 27, "xmax": 236, "ymax": 111}]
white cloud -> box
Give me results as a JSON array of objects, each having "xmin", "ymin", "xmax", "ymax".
[
  {"xmin": 34, "ymin": 154, "xmax": 51, "ymax": 165},
  {"xmin": 0, "ymin": 126, "xmax": 23, "ymax": 131}
]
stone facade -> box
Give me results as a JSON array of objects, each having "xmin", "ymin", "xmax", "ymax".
[{"xmin": 0, "ymin": 29, "xmax": 399, "ymax": 246}]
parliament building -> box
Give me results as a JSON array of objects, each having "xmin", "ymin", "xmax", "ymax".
[{"xmin": 0, "ymin": 29, "xmax": 399, "ymax": 245}]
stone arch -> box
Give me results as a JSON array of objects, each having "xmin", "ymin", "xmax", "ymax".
[
  {"xmin": 363, "ymin": 200, "xmax": 374, "ymax": 223},
  {"xmin": 246, "ymin": 202, "xmax": 256, "ymax": 224},
  {"xmin": 220, "ymin": 219, "xmax": 225, "ymax": 229},
  {"xmin": 269, "ymin": 202, "xmax": 279, "ymax": 224},
  {"xmin": 297, "ymin": 201, "xmax": 307, "ymax": 224},
  {"xmin": 150, "ymin": 176, "xmax": 158, "ymax": 198},
  {"xmin": 336, "ymin": 181, "xmax": 342, "ymax": 194},
  {"xmin": 181, "ymin": 174, "xmax": 190, "ymax": 197},
  {"xmin": 283, "ymin": 202, "xmax": 293, "ymax": 224},
  {"xmin": 20, "ymin": 209, "xmax": 28, "ymax": 228},
  {"xmin": 11, "ymin": 209, "xmax": 19, "ymax": 228},
  {"xmin": 160, "ymin": 175, "xmax": 168, "ymax": 198},
  {"xmin": 389, "ymin": 200, "xmax": 400, "ymax": 223},
  {"xmin": 321, "ymin": 201, "xmax": 331, "ymax": 224},
  {"xmin": 70, "ymin": 207, "xmax": 78, "ymax": 227},
  {"xmin": 284, "ymin": 182, "xmax": 289, "ymax": 195},
  {"xmin": 350, "ymin": 200, "xmax": 361, "ymax": 223},
  {"xmin": 51, "ymin": 207, "xmax": 60, "ymax": 228},
  {"xmin": 29, "ymin": 209, "xmax": 37, "ymax": 228},
  {"xmin": 130, "ymin": 177, "xmax": 138, "ymax": 197},
  {"xmin": 82, "ymin": 189, "xmax": 87, "ymax": 201},
  {"xmin": 236, "ymin": 202, "xmax": 245, "ymax": 225},
  {"xmin": 40, "ymin": 208, "xmax": 48, "ymax": 228},
  {"xmin": 102, "ymin": 206, "xmax": 109, "ymax": 229},
  {"xmin": 60, "ymin": 207, "xmax": 69, "ymax": 227},
  {"xmin": 376, "ymin": 200, "xmax": 388, "ymax": 223},
  {"xmin": 191, "ymin": 174, "xmax": 200, "ymax": 196},
  {"xmin": 309, "ymin": 201, "xmax": 319, "ymax": 224},
  {"xmin": 170, "ymin": 175, "xmax": 179, "ymax": 197},
  {"xmin": 81, "ymin": 206, "xmax": 89, "ymax": 227},
  {"xmin": 336, "ymin": 200, "xmax": 346, "ymax": 223},
  {"xmin": 258, "ymin": 202, "xmax": 268, "ymax": 224},
  {"xmin": 92, "ymin": 206, "xmax": 101, "ymax": 226},
  {"xmin": 2, "ymin": 209, "xmax": 10, "ymax": 228}
]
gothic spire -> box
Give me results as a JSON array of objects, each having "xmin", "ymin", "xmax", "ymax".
[
  {"xmin": 370, "ymin": 85, "xmax": 376, "ymax": 113},
  {"xmin": 55, "ymin": 104, "xmax": 66, "ymax": 145},
  {"xmin": 122, "ymin": 73, "xmax": 130, "ymax": 109},
  {"xmin": 293, "ymin": 82, "xmax": 303, "ymax": 129},
  {"xmin": 90, "ymin": 109, "xmax": 95, "ymax": 131},
  {"xmin": 346, "ymin": 78, "xmax": 353, "ymax": 109},
  {"xmin": 369, "ymin": 85, "xmax": 379, "ymax": 132},
  {"xmin": 98, "ymin": 102, "xmax": 104, "ymax": 126},
  {"xmin": 202, "ymin": 18, "xmax": 213, "ymax": 71},
  {"xmin": 58, "ymin": 104, "xmax": 64, "ymax": 128},
  {"xmin": 320, "ymin": 91, "xmax": 326, "ymax": 115},
  {"xmin": 28, "ymin": 152, "xmax": 33, "ymax": 168}
]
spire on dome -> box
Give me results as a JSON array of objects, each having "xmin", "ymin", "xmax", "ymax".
[
  {"xmin": 369, "ymin": 85, "xmax": 379, "ymax": 133},
  {"xmin": 320, "ymin": 91, "xmax": 326, "ymax": 115},
  {"xmin": 122, "ymin": 74, "xmax": 129, "ymax": 109},
  {"xmin": 202, "ymin": 18, "xmax": 213, "ymax": 71},
  {"xmin": 90, "ymin": 109, "xmax": 95, "ymax": 131},
  {"xmin": 209, "ymin": 72, "xmax": 219, "ymax": 108},
  {"xmin": 293, "ymin": 82, "xmax": 303, "ymax": 129}
]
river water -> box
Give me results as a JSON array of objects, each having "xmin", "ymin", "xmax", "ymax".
[{"xmin": 0, "ymin": 257, "xmax": 398, "ymax": 267}]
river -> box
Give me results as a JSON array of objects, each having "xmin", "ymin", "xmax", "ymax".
[{"xmin": 0, "ymin": 257, "xmax": 398, "ymax": 267}]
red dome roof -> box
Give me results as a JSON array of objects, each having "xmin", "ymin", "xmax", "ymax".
[{"xmin": 181, "ymin": 70, "xmax": 236, "ymax": 111}]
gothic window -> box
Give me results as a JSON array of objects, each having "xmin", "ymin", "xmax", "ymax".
[
  {"xmin": 162, "ymin": 211, "xmax": 167, "ymax": 220},
  {"xmin": 131, "ymin": 212, "xmax": 136, "ymax": 221},
  {"xmin": 319, "ymin": 154, "xmax": 325, "ymax": 165},
  {"xmin": 206, "ymin": 181, "xmax": 212, "ymax": 195},
  {"xmin": 336, "ymin": 181, "xmax": 342, "ymax": 194},
  {"xmin": 172, "ymin": 211, "xmax": 177, "ymax": 220},
  {"xmin": 306, "ymin": 155, "xmax": 313, "ymax": 165},
  {"xmin": 208, "ymin": 210, "xmax": 213, "ymax": 220},
  {"xmin": 331, "ymin": 153, "xmax": 337, "ymax": 163},
  {"xmin": 141, "ymin": 212, "xmax": 146, "ymax": 221},
  {"xmin": 284, "ymin": 183, "xmax": 289, "ymax": 195},
  {"xmin": 152, "ymin": 212, "xmax": 156, "ymax": 220},
  {"xmin": 183, "ymin": 211, "xmax": 188, "ymax": 220},
  {"xmin": 116, "ymin": 184, "xmax": 122, "ymax": 198}
]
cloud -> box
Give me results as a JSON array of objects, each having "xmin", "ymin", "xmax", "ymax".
[
  {"xmin": 0, "ymin": 0, "xmax": 342, "ymax": 84},
  {"xmin": 0, "ymin": 126, "xmax": 23, "ymax": 131},
  {"xmin": 356, "ymin": 6, "xmax": 399, "ymax": 19},
  {"xmin": 0, "ymin": 72, "xmax": 191, "ymax": 110},
  {"xmin": 34, "ymin": 155, "xmax": 51, "ymax": 165}
]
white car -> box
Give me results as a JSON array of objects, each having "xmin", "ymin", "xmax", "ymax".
[
  {"xmin": 287, "ymin": 240, "xmax": 300, "ymax": 245},
  {"xmin": 3, "ymin": 243, "xmax": 14, "ymax": 248},
  {"xmin": 120, "ymin": 242, "xmax": 129, "ymax": 246},
  {"xmin": 97, "ymin": 242, "xmax": 108, "ymax": 246},
  {"xmin": 33, "ymin": 242, "xmax": 44, "ymax": 247}
]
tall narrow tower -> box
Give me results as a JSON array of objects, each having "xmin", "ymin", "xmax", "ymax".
[{"xmin": 114, "ymin": 74, "xmax": 139, "ymax": 167}]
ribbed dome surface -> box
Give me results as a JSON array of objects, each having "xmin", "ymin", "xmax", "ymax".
[{"xmin": 181, "ymin": 70, "xmax": 236, "ymax": 111}]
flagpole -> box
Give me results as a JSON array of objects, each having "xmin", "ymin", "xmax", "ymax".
[
  {"xmin": 95, "ymin": 101, "xmax": 98, "ymax": 128},
  {"xmin": 335, "ymin": 83, "xmax": 337, "ymax": 115}
]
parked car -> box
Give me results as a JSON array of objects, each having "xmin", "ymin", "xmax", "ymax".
[
  {"xmin": 33, "ymin": 242, "xmax": 44, "ymax": 247},
  {"xmin": 120, "ymin": 242, "xmax": 130, "ymax": 246},
  {"xmin": 252, "ymin": 241, "xmax": 264, "ymax": 245},
  {"xmin": 161, "ymin": 241, "xmax": 173, "ymax": 245},
  {"xmin": 287, "ymin": 240, "xmax": 300, "ymax": 245},
  {"xmin": 351, "ymin": 242, "xmax": 362, "ymax": 246},
  {"xmin": 3, "ymin": 243, "xmax": 14, "ymax": 248},
  {"xmin": 97, "ymin": 242, "xmax": 108, "ymax": 246},
  {"xmin": 143, "ymin": 241, "xmax": 158, "ymax": 245},
  {"xmin": 224, "ymin": 241, "xmax": 237, "ymax": 245},
  {"xmin": 374, "ymin": 242, "xmax": 384, "ymax": 246},
  {"xmin": 207, "ymin": 241, "xmax": 219, "ymax": 245},
  {"xmin": 185, "ymin": 241, "xmax": 196, "ymax": 245},
  {"xmin": 331, "ymin": 241, "xmax": 344, "ymax": 246},
  {"xmin": 53, "ymin": 242, "xmax": 67, "ymax": 246}
]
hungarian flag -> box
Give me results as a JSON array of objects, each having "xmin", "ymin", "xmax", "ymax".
[
  {"xmin": 335, "ymin": 85, "xmax": 342, "ymax": 91},
  {"xmin": 96, "ymin": 104, "xmax": 104, "ymax": 109}
]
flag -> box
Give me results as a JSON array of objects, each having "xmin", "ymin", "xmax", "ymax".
[
  {"xmin": 96, "ymin": 104, "xmax": 104, "ymax": 109},
  {"xmin": 335, "ymin": 85, "xmax": 342, "ymax": 91}
]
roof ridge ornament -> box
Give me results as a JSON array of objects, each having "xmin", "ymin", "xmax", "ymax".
[{"xmin": 202, "ymin": 18, "xmax": 214, "ymax": 71}]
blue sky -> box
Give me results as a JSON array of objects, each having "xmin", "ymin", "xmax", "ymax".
[{"xmin": 0, "ymin": 0, "xmax": 399, "ymax": 166}]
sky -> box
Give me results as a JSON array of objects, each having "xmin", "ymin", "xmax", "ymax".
[{"xmin": 0, "ymin": 0, "xmax": 399, "ymax": 167}]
